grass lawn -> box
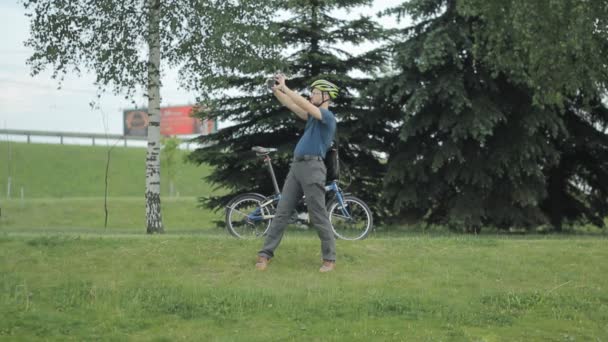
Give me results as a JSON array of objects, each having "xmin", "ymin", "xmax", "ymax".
[
  {"xmin": 0, "ymin": 197, "xmax": 222, "ymax": 233},
  {"xmin": 1, "ymin": 142, "xmax": 607, "ymax": 340},
  {"xmin": 1, "ymin": 232, "xmax": 607, "ymax": 341}
]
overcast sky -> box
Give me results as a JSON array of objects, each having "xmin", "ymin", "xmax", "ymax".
[{"xmin": 0, "ymin": 0, "xmax": 407, "ymax": 136}]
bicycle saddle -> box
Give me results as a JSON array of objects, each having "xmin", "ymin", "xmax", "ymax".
[{"xmin": 252, "ymin": 146, "xmax": 277, "ymax": 154}]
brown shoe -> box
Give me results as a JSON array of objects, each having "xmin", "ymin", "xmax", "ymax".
[
  {"xmin": 255, "ymin": 255, "xmax": 270, "ymax": 271},
  {"xmin": 319, "ymin": 260, "xmax": 335, "ymax": 273}
]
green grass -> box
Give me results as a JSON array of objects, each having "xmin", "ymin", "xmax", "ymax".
[
  {"xmin": 0, "ymin": 141, "xmax": 219, "ymax": 198},
  {"xmin": 1, "ymin": 142, "xmax": 608, "ymax": 340},
  {"xmin": 0, "ymin": 197, "xmax": 223, "ymax": 232},
  {"xmin": 0, "ymin": 141, "xmax": 225, "ymax": 233},
  {"xmin": 1, "ymin": 233, "xmax": 607, "ymax": 340}
]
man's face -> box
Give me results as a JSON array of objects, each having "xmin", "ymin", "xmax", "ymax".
[{"xmin": 309, "ymin": 88, "xmax": 325, "ymax": 106}]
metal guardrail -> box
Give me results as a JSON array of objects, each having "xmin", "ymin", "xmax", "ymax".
[{"xmin": 0, "ymin": 128, "xmax": 147, "ymax": 147}]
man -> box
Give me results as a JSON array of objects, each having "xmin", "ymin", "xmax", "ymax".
[{"xmin": 256, "ymin": 74, "xmax": 339, "ymax": 273}]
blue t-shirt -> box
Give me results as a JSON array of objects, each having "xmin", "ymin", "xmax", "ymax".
[{"xmin": 294, "ymin": 108, "xmax": 336, "ymax": 157}]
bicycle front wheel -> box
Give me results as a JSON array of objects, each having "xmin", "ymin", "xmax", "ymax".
[
  {"xmin": 327, "ymin": 196, "xmax": 373, "ymax": 240},
  {"xmin": 225, "ymin": 194, "xmax": 273, "ymax": 239}
]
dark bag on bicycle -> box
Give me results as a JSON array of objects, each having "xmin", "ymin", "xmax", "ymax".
[{"xmin": 324, "ymin": 142, "xmax": 339, "ymax": 181}]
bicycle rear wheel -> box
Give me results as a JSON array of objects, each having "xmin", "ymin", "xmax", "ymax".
[
  {"xmin": 225, "ymin": 194, "xmax": 273, "ymax": 239},
  {"xmin": 327, "ymin": 196, "xmax": 373, "ymax": 240}
]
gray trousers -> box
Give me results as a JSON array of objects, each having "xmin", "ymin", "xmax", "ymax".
[{"xmin": 258, "ymin": 159, "xmax": 336, "ymax": 261}]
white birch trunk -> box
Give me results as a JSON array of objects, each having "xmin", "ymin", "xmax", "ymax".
[{"xmin": 145, "ymin": 0, "xmax": 163, "ymax": 233}]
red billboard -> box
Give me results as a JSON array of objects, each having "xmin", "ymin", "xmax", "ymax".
[{"xmin": 123, "ymin": 105, "xmax": 216, "ymax": 137}]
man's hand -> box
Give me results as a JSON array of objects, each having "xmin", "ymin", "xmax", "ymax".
[
  {"xmin": 271, "ymin": 74, "xmax": 308, "ymax": 120},
  {"xmin": 274, "ymin": 73, "xmax": 287, "ymax": 91},
  {"xmin": 271, "ymin": 73, "xmax": 288, "ymax": 94}
]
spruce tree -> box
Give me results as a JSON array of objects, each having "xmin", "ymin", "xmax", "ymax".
[
  {"xmin": 460, "ymin": 0, "xmax": 608, "ymax": 108},
  {"xmin": 461, "ymin": 0, "xmax": 608, "ymax": 230},
  {"xmin": 375, "ymin": 0, "xmax": 608, "ymax": 231},
  {"xmin": 540, "ymin": 96, "xmax": 608, "ymax": 231},
  {"xmin": 189, "ymin": 0, "xmax": 387, "ymax": 216}
]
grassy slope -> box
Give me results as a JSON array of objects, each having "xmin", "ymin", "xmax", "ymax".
[
  {"xmin": 0, "ymin": 198, "xmax": 223, "ymax": 231},
  {"xmin": 0, "ymin": 141, "xmax": 218, "ymax": 198},
  {"xmin": 0, "ymin": 142, "xmax": 225, "ymax": 231}
]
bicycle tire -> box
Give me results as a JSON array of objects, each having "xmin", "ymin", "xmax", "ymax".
[
  {"xmin": 225, "ymin": 193, "xmax": 274, "ymax": 239},
  {"xmin": 327, "ymin": 195, "xmax": 373, "ymax": 240}
]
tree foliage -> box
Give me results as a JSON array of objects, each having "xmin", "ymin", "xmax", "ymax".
[
  {"xmin": 22, "ymin": 0, "xmax": 278, "ymax": 97},
  {"xmin": 459, "ymin": 0, "xmax": 608, "ymax": 108},
  {"xmin": 374, "ymin": 0, "xmax": 608, "ymax": 231}
]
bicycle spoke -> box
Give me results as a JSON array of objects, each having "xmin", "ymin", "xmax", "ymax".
[
  {"xmin": 225, "ymin": 194, "xmax": 274, "ymax": 239},
  {"xmin": 330, "ymin": 213, "xmax": 350, "ymax": 220},
  {"xmin": 329, "ymin": 197, "xmax": 373, "ymax": 240},
  {"xmin": 231, "ymin": 208, "xmax": 254, "ymax": 218}
]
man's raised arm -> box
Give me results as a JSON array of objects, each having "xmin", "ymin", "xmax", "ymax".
[{"xmin": 273, "ymin": 87, "xmax": 308, "ymax": 121}]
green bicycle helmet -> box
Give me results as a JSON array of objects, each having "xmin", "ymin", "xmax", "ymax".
[{"xmin": 311, "ymin": 79, "xmax": 339, "ymax": 99}]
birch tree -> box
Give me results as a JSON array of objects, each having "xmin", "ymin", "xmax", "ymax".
[{"xmin": 21, "ymin": 0, "xmax": 277, "ymax": 233}]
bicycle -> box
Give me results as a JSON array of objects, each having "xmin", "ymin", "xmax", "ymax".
[{"xmin": 225, "ymin": 146, "xmax": 373, "ymax": 240}]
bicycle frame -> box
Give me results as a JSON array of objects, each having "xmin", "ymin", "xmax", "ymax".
[
  {"xmin": 226, "ymin": 146, "xmax": 373, "ymax": 240},
  {"xmin": 246, "ymin": 181, "xmax": 350, "ymax": 222}
]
